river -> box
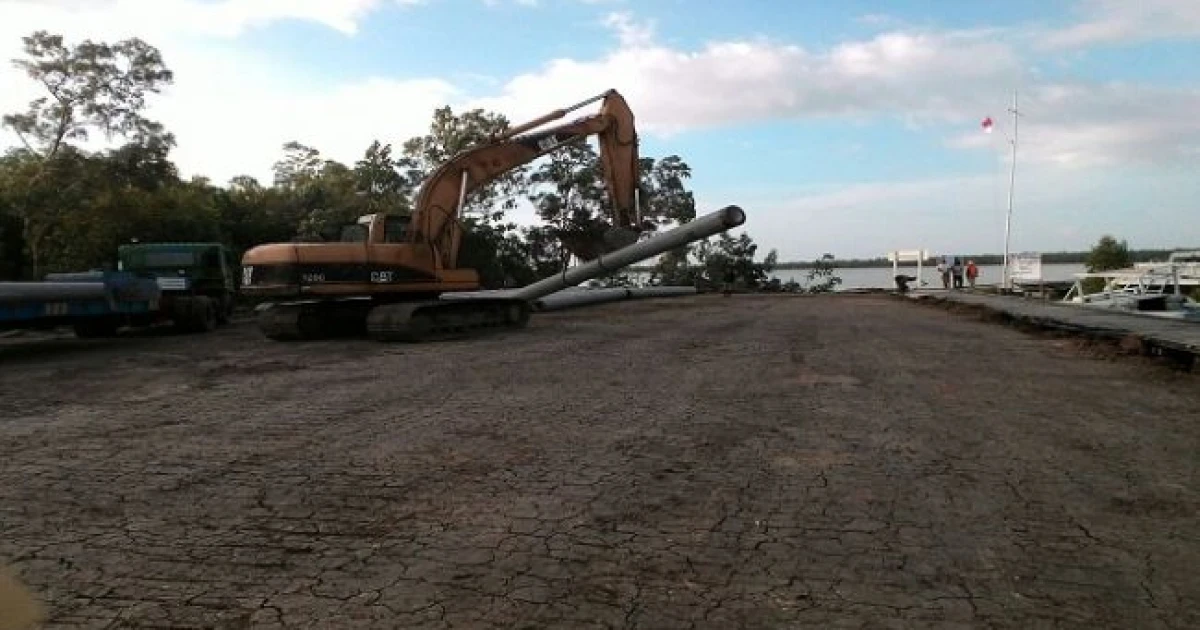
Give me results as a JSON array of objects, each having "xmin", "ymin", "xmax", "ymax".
[{"xmin": 624, "ymin": 263, "xmax": 1088, "ymax": 291}]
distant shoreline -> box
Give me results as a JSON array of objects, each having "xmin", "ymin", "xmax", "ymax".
[{"xmin": 626, "ymin": 248, "xmax": 1195, "ymax": 272}]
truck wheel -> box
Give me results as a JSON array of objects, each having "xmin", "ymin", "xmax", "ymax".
[
  {"xmin": 191, "ymin": 296, "xmax": 218, "ymax": 333},
  {"xmin": 216, "ymin": 295, "xmax": 233, "ymax": 325},
  {"xmin": 171, "ymin": 297, "xmax": 194, "ymax": 333}
]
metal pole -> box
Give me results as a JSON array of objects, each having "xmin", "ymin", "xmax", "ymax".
[{"xmin": 1002, "ymin": 89, "xmax": 1019, "ymax": 292}]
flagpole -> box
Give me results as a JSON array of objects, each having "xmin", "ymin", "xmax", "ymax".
[{"xmin": 1001, "ymin": 89, "xmax": 1019, "ymax": 292}]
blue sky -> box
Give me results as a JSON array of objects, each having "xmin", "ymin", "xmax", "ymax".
[{"xmin": 2, "ymin": 0, "xmax": 1199, "ymax": 260}]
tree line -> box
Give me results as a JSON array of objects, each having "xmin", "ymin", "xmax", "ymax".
[{"xmin": 0, "ymin": 30, "xmax": 814, "ymax": 292}]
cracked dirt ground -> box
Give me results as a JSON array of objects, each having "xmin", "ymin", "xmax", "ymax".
[{"xmin": 2, "ymin": 294, "xmax": 1198, "ymax": 629}]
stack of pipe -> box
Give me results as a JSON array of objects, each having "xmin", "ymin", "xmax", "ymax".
[
  {"xmin": 442, "ymin": 204, "xmax": 746, "ymax": 312},
  {"xmin": 0, "ymin": 282, "xmax": 111, "ymax": 304},
  {"xmin": 0, "ymin": 272, "xmax": 159, "ymax": 305}
]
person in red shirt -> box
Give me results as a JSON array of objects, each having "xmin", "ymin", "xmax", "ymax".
[{"xmin": 966, "ymin": 260, "xmax": 980, "ymax": 288}]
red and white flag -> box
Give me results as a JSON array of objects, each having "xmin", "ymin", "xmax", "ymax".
[{"xmin": 981, "ymin": 116, "xmax": 994, "ymax": 134}]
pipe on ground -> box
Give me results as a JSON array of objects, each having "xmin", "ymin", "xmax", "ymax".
[{"xmin": 532, "ymin": 285, "xmax": 698, "ymax": 312}]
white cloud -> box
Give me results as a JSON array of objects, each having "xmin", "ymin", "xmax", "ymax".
[
  {"xmin": 718, "ymin": 166, "xmax": 1200, "ymax": 260},
  {"xmin": 467, "ymin": 15, "xmax": 1023, "ymax": 136},
  {"xmin": 467, "ymin": 12, "xmax": 1199, "ymax": 169},
  {"xmin": 1039, "ymin": 0, "xmax": 1200, "ymax": 49},
  {"xmin": 1, "ymin": 0, "xmax": 1198, "ymax": 191},
  {"xmin": 0, "ymin": 0, "xmax": 453, "ymax": 183},
  {"xmin": 0, "ymin": 0, "xmax": 418, "ymax": 38},
  {"xmin": 944, "ymin": 82, "xmax": 1200, "ymax": 168}
]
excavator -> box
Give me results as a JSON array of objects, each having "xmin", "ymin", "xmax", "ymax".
[{"xmin": 240, "ymin": 89, "xmax": 647, "ymax": 342}]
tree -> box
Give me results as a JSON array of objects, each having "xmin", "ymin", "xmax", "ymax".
[
  {"xmin": 1086, "ymin": 235, "xmax": 1131, "ymax": 272},
  {"xmin": 271, "ymin": 142, "xmax": 366, "ymax": 241},
  {"xmin": 354, "ymin": 140, "xmax": 411, "ymax": 215},
  {"xmin": 649, "ymin": 231, "xmax": 777, "ymax": 291},
  {"xmin": 527, "ymin": 144, "xmax": 698, "ymax": 262},
  {"xmin": 3, "ymin": 30, "xmax": 175, "ymax": 157},
  {"xmin": 1082, "ymin": 234, "xmax": 1133, "ymax": 294},
  {"xmin": 1, "ymin": 30, "xmax": 174, "ymax": 277},
  {"xmin": 400, "ymin": 106, "xmax": 525, "ymax": 217},
  {"xmin": 803, "ymin": 253, "xmax": 842, "ymax": 293},
  {"xmin": 649, "ymin": 245, "xmax": 696, "ymax": 286}
]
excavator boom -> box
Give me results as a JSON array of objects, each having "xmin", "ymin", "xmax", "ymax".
[{"xmin": 411, "ymin": 89, "xmax": 640, "ymax": 267}]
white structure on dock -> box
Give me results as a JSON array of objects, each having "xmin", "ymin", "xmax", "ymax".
[{"xmin": 888, "ymin": 249, "xmax": 930, "ymax": 288}]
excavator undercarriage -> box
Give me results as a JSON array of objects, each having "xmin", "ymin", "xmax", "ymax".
[{"xmin": 254, "ymin": 296, "xmax": 531, "ymax": 342}]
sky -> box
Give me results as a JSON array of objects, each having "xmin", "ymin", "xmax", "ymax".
[{"xmin": 1, "ymin": 0, "xmax": 1198, "ymax": 261}]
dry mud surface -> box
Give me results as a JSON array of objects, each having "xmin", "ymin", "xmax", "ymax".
[{"xmin": 1, "ymin": 294, "xmax": 1198, "ymax": 629}]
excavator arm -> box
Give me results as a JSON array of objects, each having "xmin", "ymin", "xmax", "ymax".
[{"xmin": 409, "ymin": 89, "xmax": 641, "ymax": 267}]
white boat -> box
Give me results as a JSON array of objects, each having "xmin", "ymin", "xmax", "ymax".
[{"xmin": 1062, "ymin": 251, "xmax": 1200, "ymax": 321}]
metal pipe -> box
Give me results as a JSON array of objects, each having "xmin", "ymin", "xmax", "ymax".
[
  {"xmin": 0, "ymin": 282, "xmax": 111, "ymax": 304},
  {"xmin": 511, "ymin": 205, "xmax": 746, "ymax": 302},
  {"xmin": 531, "ymin": 286, "xmax": 698, "ymax": 312},
  {"xmin": 630, "ymin": 286, "xmax": 697, "ymax": 297},
  {"xmin": 533, "ymin": 288, "xmax": 630, "ymax": 311}
]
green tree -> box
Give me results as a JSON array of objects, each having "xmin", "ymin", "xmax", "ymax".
[
  {"xmin": 354, "ymin": 140, "xmax": 411, "ymax": 215},
  {"xmin": 400, "ymin": 106, "xmax": 525, "ymax": 217},
  {"xmin": 3, "ymin": 30, "xmax": 174, "ymax": 156},
  {"xmin": 1, "ymin": 29, "xmax": 174, "ymax": 277},
  {"xmin": 1086, "ymin": 235, "xmax": 1132, "ymax": 272},
  {"xmin": 1082, "ymin": 234, "xmax": 1133, "ymax": 294},
  {"xmin": 651, "ymin": 231, "xmax": 777, "ymax": 291},
  {"xmin": 649, "ymin": 245, "xmax": 696, "ymax": 286},
  {"xmin": 211, "ymin": 175, "xmax": 297, "ymax": 259},
  {"xmin": 527, "ymin": 143, "xmax": 697, "ymax": 262},
  {"xmin": 270, "ymin": 142, "xmax": 365, "ymax": 241},
  {"xmin": 803, "ymin": 253, "xmax": 842, "ymax": 293}
]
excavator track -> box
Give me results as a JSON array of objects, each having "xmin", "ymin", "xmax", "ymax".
[
  {"xmin": 366, "ymin": 298, "xmax": 531, "ymax": 342},
  {"xmin": 256, "ymin": 302, "xmax": 324, "ymax": 341},
  {"xmin": 255, "ymin": 300, "xmax": 370, "ymax": 341}
]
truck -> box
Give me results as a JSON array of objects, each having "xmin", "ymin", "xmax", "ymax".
[
  {"xmin": 116, "ymin": 241, "xmax": 239, "ymax": 331},
  {"xmin": 0, "ymin": 242, "xmax": 239, "ymax": 338}
]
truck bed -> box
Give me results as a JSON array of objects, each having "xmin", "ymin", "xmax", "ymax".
[{"xmin": 0, "ymin": 271, "xmax": 161, "ymax": 329}]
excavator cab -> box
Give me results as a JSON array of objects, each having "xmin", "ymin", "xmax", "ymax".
[{"xmin": 337, "ymin": 214, "xmax": 411, "ymax": 243}]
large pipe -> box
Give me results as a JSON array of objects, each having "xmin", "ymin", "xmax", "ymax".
[
  {"xmin": 512, "ymin": 204, "xmax": 746, "ymax": 302},
  {"xmin": 532, "ymin": 286, "xmax": 697, "ymax": 312},
  {"xmin": 0, "ymin": 282, "xmax": 111, "ymax": 304},
  {"xmin": 0, "ymin": 272, "xmax": 160, "ymax": 305}
]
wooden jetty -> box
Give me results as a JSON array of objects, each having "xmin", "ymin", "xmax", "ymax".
[{"xmin": 909, "ymin": 289, "xmax": 1200, "ymax": 369}]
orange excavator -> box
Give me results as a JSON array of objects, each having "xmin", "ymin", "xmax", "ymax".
[{"xmin": 240, "ymin": 89, "xmax": 645, "ymax": 342}]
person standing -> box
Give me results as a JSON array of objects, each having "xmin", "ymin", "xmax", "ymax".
[
  {"xmin": 951, "ymin": 257, "xmax": 965, "ymax": 289},
  {"xmin": 937, "ymin": 257, "xmax": 950, "ymax": 289},
  {"xmin": 966, "ymin": 260, "xmax": 979, "ymax": 288}
]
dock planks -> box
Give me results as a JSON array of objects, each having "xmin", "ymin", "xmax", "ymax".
[{"xmin": 910, "ymin": 290, "xmax": 1200, "ymax": 360}]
